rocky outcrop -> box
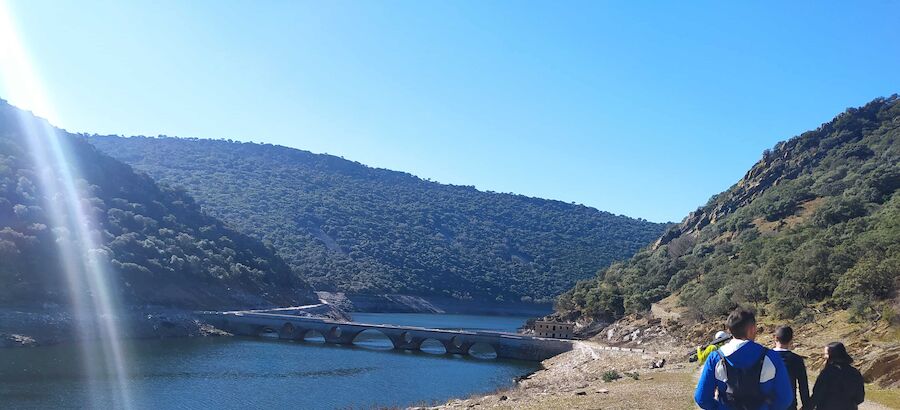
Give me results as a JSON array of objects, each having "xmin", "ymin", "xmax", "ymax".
[
  {"xmin": 856, "ymin": 344, "xmax": 900, "ymax": 388},
  {"xmin": 652, "ymin": 106, "xmax": 870, "ymax": 251}
]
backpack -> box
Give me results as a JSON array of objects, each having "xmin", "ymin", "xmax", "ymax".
[{"xmin": 719, "ymin": 348, "xmax": 772, "ymax": 410}]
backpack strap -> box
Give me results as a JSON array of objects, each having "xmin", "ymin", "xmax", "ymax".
[
  {"xmin": 756, "ymin": 348, "xmax": 774, "ymax": 405},
  {"xmin": 756, "ymin": 348, "xmax": 768, "ymax": 367}
]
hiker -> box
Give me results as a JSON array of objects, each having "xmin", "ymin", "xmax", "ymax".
[
  {"xmin": 694, "ymin": 308, "xmax": 792, "ymax": 410},
  {"xmin": 773, "ymin": 326, "xmax": 809, "ymax": 410},
  {"xmin": 697, "ymin": 330, "xmax": 731, "ymax": 364},
  {"xmin": 810, "ymin": 342, "xmax": 865, "ymax": 410}
]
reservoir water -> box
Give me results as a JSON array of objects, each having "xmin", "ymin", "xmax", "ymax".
[{"xmin": 0, "ymin": 313, "xmax": 540, "ymax": 409}]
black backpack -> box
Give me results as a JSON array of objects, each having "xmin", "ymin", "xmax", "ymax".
[{"xmin": 720, "ymin": 348, "xmax": 772, "ymax": 410}]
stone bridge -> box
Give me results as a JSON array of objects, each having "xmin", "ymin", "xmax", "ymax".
[{"xmin": 201, "ymin": 311, "xmax": 573, "ymax": 362}]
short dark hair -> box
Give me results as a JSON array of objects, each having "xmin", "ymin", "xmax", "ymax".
[
  {"xmin": 775, "ymin": 326, "xmax": 793, "ymax": 344},
  {"xmin": 726, "ymin": 308, "xmax": 756, "ymax": 339}
]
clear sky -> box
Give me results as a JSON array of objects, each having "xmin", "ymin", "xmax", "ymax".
[{"xmin": 1, "ymin": 1, "xmax": 898, "ymax": 222}]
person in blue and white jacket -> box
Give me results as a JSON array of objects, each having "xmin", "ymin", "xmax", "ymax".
[{"xmin": 694, "ymin": 308, "xmax": 793, "ymax": 410}]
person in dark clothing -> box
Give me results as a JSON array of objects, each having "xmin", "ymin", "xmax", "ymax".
[
  {"xmin": 811, "ymin": 342, "xmax": 865, "ymax": 410},
  {"xmin": 773, "ymin": 326, "xmax": 810, "ymax": 410}
]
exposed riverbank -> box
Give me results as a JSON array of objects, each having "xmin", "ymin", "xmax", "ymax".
[
  {"xmin": 425, "ymin": 340, "xmax": 899, "ymax": 410},
  {"xmin": 0, "ymin": 302, "xmax": 348, "ymax": 348},
  {"xmin": 424, "ymin": 299, "xmax": 900, "ymax": 410},
  {"xmin": 426, "ymin": 342, "xmax": 900, "ymax": 409},
  {"xmin": 0, "ymin": 307, "xmax": 228, "ymax": 347},
  {"xmin": 425, "ymin": 340, "xmax": 692, "ymax": 410},
  {"xmin": 317, "ymin": 292, "xmax": 553, "ymax": 317}
]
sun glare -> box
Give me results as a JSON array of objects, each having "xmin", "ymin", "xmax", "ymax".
[{"xmin": 0, "ymin": 1, "xmax": 133, "ymax": 408}]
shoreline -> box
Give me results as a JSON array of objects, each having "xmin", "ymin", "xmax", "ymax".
[
  {"xmin": 424, "ymin": 340, "xmax": 692, "ymax": 410},
  {"xmin": 318, "ymin": 292, "xmax": 553, "ymax": 317},
  {"xmin": 0, "ymin": 307, "xmax": 230, "ymax": 348},
  {"xmin": 0, "ymin": 300, "xmax": 545, "ymax": 349}
]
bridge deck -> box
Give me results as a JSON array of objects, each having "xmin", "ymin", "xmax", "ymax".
[{"xmin": 202, "ymin": 311, "xmax": 573, "ymax": 361}]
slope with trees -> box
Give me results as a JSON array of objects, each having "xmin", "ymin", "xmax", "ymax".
[
  {"xmin": 89, "ymin": 135, "xmax": 667, "ymax": 304},
  {"xmin": 557, "ymin": 96, "xmax": 900, "ymax": 324},
  {"xmin": 0, "ymin": 100, "xmax": 318, "ymax": 310}
]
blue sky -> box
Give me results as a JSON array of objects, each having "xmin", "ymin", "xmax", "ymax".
[{"xmin": 1, "ymin": 1, "xmax": 898, "ymax": 222}]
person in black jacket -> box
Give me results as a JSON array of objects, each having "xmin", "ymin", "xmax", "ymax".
[
  {"xmin": 811, "ymin": 342, "xmax": 865, "ymax": 410},
  {"xmin": 773, "ymin": 326, "xmax": 810, "ymax": 410}
]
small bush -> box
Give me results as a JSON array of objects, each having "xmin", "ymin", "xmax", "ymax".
[
  {"xmin": 601, "ymin": 370, "xmax": 621, "ymax": 382},
  {"xmin": 624, "ymin": 371, "xmax": 640, "ymax": 380}
]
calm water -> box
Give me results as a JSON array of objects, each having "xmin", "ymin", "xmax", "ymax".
[{"xmin": 0, "ymin": 313, "xmax": 539, "ymax": 409}]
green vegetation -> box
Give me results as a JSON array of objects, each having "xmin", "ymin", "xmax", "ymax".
[
  {"xmin": 0, "ymin": 100, "xmax": 317, "ymax": 309},
  {"xmin": 602, "ymin": 370, "xmax": 622, "ymax": 382},
  {"xmin": 558, "ymin": 96, "xmax": 900, "ymax": 323},
  {"xmin": 88, "ymin": 135, "xmax": 666, "ymax": 303}
]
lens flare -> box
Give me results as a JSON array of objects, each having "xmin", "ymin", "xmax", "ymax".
[{"xmin": 0, "ymin": 1, "xmax": 133, "ymax": 408}]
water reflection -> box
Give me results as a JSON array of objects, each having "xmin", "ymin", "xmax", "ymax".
[
  {"xmin": 0, "ymin": 333, "xmax": 540, "ymax": 409},
  {"xmin": 352, "ymin": 329, "xmax": 394, "ymax": 350}
]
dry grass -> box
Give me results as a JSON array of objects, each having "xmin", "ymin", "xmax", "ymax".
[
  {"xmin": 491, "ymin": 369, "xmax": 696, "ymax": 410},
  {"xmin": 751, "ymin": 197, "xmax": 826, "ymax": 235},
  {"xmin": 866, "ymin": 387, "xmax": 900, "ymax": 409}
]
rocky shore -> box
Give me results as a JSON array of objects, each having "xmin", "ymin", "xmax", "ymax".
[
  {"xmin": 0, "ymin": 302, "xmax": 349, "ymax": 348},
  {"xmin": 0, "ymin": 307, "xmax": 229, "ymax": 347},
  {"xmin": 425, "ymin": 340, "xmax": 692, "ymax": 410}
]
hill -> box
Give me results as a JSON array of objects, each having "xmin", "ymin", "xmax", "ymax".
[
  {"xmin": 557, "ymin": 96, "xmax": 900, "ymax": 324},
  {"xmin": 88, "ymin": 136, "xmax": 667, "ymax": 304},
  {"xmin": 0, "ymin": 100, "xmax": 318, "ymax": 310}
]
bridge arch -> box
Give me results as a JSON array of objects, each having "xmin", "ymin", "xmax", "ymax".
[
  {"xmin": 352, "ymin": 329, "xmax": 394, "ymax": 350},
  {"xmin": 419, "ymin": 338, "xmax": 447, "ymax": 354},
  {"xmin": 258, "ymin": 326, "xmax": 278, "ymax": 338},
  {"xmin": 302, "ymin": 329, "xmax": 326, "ymax": 343},
  {"xmin": 468, "ymin": 342, "xmax": 498, "ymax": 359}
]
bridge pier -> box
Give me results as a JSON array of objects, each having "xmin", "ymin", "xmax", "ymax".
[
  {"xmin": 443, "ymin": 337, "xmax": 475, "ymax": 355},
  {"xmin": 322, "ymin": 325, "xmax": 360, "ymax": 344},
  {"xmin": 278, "ymin": 323, "xmax": 299, "ymax": 339}
]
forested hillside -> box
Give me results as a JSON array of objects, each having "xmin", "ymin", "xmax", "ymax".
[
  {"xmin": 89, "ymin": 136, "xmax": 666, "ymax": 303},
  {"xmin": 0, "ymin": 100, "xmax": 318, "ymax": 309},
  {"xmin": 558, "ymin": 96, "xmax": 900, "ymax": 324}
]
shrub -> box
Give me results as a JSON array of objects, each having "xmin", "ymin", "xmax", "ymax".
[{"xmin": 602, "ymin": 370, "xmax": 622, "ymax": 382}]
